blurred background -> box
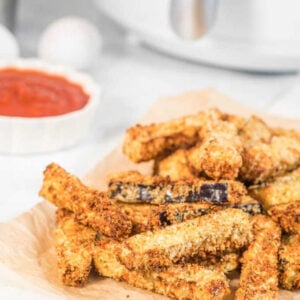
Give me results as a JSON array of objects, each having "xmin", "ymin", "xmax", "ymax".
[{"xmin": 0, "ymin": 0, "xmax": 300, "ymax": 217}]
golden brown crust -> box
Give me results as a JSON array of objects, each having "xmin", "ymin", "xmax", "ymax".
[
  {"xmin": 107, "ymin": 171, "xmax": 247, "ymax": 205},
  {"xmin": 221, "ymin": 113, "xmax": 246, "ymax": 130},
  {"xmin": 279, "ymin": 234, "xmax": 300, "ymax": 290},
  {"xmin": 93, "ymin": 237, "xmax": 230, "ymax": 300},
  {"xmin": 55, "ymin": 208, "xmax": 73, "ymax": 224},
  {"xmin": 268, "ymin": 201, "xmax": 300, "ymax": 234},
  {"xmin": 43, "ymin": 109, "xmax": 300, "ymax": 296},
  {"xmin": 114, "ymin": 201, "xmax": 151, "ymax": 234},
  {"xmin": 188, "ymin": 121, "xmax": 243, "ymax": 180},
  {"xmin": 249, "ymin": 167, "xmax": 300, "ymax": 209},
  {"xmin": 123, "ymin": 108, "xmax": 222, "ymax": 163},
  {"xmin": 239, "ymin": 115, "xmax": 272, "ymax": 145},
  {"xmin": 54, "ymin": 209, "xmax": 97, "ymax": 287},
  {"xmin": 155, "ymin": 148, "xmax": 196, "ymax": 180},
  {"xmin": 239, "ymin": 119, "xmax": 300, "ymax": 185},
  {"xmin": 116, "ymin": 209, "xmax": 253, "ymax": 270},
  {"xmin": 235, "ymin": 215, "xmax": 281, "ymax": 300},
  {"xmin": 239, "ymin": 135, "xmax": 300, "ymax": 184},
  {"xmin": 39, "ymin": 163, "xmax": 132, "ymax": 239}
]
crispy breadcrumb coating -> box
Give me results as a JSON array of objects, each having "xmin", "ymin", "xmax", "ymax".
[
  {"xmin": 239, "ymin": 135, "xmax": 300, "ymax": 184},
  {"xmin": 123, "ymin": 108, "xmax": 222, "ymax": 163},
  {"xmin": 249, "ymin": 167, "xmax": 300, "ymax": 209},
  {"xmin": 93, "ymin": 237, "xmax": 230, "ymax": 300},
  {"xmin": 116, "ymin": 209, "xmax": 253, "ymax": 270},
  {"xmin": 279, "ymin": 234, "xmax": 300, "ymax": 290},
  {"xmin": 235, "ymin": 215, "xmax": 281, "ymax": 300},
  {"xmin": 114, "ymin": 201, "xmax": 151, "ymax": 234},
  {"xmin": 268, "ymin": 201, "xmax": 300, "ymax": 234},
  {"xmin": 55, "ymin": 207, "xmax": 73, "ymax": 224},
  {"xmin": 54, "ymin": 209, "xmax": 97, "ymax": 287},
  {"xmin": 221, "ymin": 113, "xmax": 246, "ymax": 131},
  {"xmin": 155, "ymin": 148, "xmax": 196, "ymax": 180},
  {"xmin": 39, "ymin": 163, "xmax": 132, "ymax": 239},
  {"xmin": 188, "ymin": 121, "xmax": 243, "ymax": 180},
  {"xmin": 108, "ymin": 171, "xmax": 247, "ymax": 205},
  {"xmin": 239, "ymin": 116, "xmax": 272, "ymax": 145},
  {"xmin": 41, "ymin": 108, "xmax": 300, "ymax": 298}
]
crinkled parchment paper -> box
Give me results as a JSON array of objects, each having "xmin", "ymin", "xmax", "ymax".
[{"xmin": 0, "ymin": 89, "xmax": 299, "ymax": 300}]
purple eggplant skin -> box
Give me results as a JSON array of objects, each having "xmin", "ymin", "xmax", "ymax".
[{"xmin": 108, "ymin": 182, "xmax": 229, "ymax": 204}]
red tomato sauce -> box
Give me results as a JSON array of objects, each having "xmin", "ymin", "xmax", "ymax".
[{"xmin": 0, "ymin": 68, "xmax": 90, "ymax": 117}]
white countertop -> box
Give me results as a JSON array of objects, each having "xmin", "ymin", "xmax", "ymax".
[{"xmin": 1, "ymin": 0, "xmax": 300, "ymax": 298}]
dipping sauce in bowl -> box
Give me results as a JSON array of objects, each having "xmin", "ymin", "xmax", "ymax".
[
  {"xmin": 0, "ymin": 68, "xmax": 90, "ymax": 117},
  {"xmin": 0, "ymin": 59, "xmax": 100, "ymax": 154}
]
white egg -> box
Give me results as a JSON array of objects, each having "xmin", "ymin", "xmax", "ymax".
[
  {"xmin": 0, "ymin": 25, "xmax": 19, "ymax": 59},
  {"xmin": 38, "ymin": 17, "xmax": 102, "ymax": 70}
]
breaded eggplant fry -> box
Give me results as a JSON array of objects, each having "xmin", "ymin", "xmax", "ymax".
[
  {"xmin": 54, "ymin": 208, "xmax": 97, "ymax": 287},
  {"xmin": 249, "ymin": 167, "xmax": 300, "ymax": 209},
  {"xmin": 155, "ymin": 148, "xmax": 196, "ymax": 180},
  {"xmin": 279, "ymin": 234, "xmax": 300, "ymax": 290},
  {"xmin": 268, "ymin": 201, "xmax": 300, "ymax": 234},
  {"xmin": 116, "ymin": 209, "xmax": 253, "ymax": 270},
  {"xmin": 239, "ymin": 135, "xmax": 300, "ymax": 184},
  {"xmin": 107, "ymin": 171, "xmax": 247, "ymax": 205},
  {"xmin": 235, "ymin": 215, "xmax": 281, "ymax": 300},
  {"xmin": 148, "ymin": 196, "xmax": 262, "ymax": 231},
  {"xmin": 39, "ymin": 163, "xmax": 132, "ymax": 239},
  {"xmin": 115, "ymin": 196, "xmax": 262, "ymax": 233},
  {"xmin": 93, "ymin": 237, "xmax": 230, "ymax": 300},
  {"xmin": 123, "ymin": 108, "xmax": 222, "ymax": 163},
  {"xmin": 188, "ymin": 121, "xmax": 243, "ymax": 180},
  {"xmin": 238, "ymin": 115, "xmax": 272, "ymax": 145}
]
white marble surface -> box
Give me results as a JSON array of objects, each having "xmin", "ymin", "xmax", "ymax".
[{"xmin": 1, "ymin": 0, "xmax": 300, "ymax": 299}]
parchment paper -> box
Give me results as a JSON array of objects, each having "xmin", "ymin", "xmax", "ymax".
[{"xmin": 0, "ymin": 88, "xmax": 299, "ymax": 300}]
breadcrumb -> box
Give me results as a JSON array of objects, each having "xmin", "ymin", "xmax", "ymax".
[
  {"xmin": 279, "ymin": 234, "xmax": 300, "ymax": 290},
  {"xmin": 40, "ymin": 163, "xmax": 132, "ymax": 239},
  {"xmin": 54, "ymin": 209, "xmax": 96, "ymax": 287},
  {"xmin": 94, "ymin": 237, "xmax": 230, "ymax": 300},
  {"xmin": 249, "ymin": 167, "xmax": 300, "ymax": 209},
  {"xmin": 235, "ymin": 215, "xmax": 281, "ymax": 300},
  {"xmin": 268, "ymin": 201, "xmax": 300, "ymax": 234},
  {"xmin": 116, "ymin": 209, "xmax": 253, "ymax": 270},
  {"xmin": 123, "ymin": 109, "xmax": 222, "ymax": 163}
]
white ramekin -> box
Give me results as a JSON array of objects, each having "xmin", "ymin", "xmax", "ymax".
[{"xmin": 0, "ymin": 59, "xmax": 101, "ymax": 154}]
